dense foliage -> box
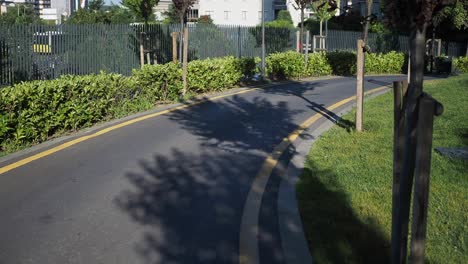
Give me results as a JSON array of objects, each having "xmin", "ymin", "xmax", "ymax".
[
  {"xmin": 0, "ymin": 4, "xmax": 44, "ymax": 25},
  {"xmin": 453, "ymin": 56, "xmax": 468, "ymax": 73},
  {"xmin": 0, "ymin": 50, "xmax": 436, "ymax": 152},
  {"xmin": 266, "ymin": 51, "xmax": 407, "ymax": 79}
]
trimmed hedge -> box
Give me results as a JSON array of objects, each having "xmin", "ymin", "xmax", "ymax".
[
  {"xmin": 326, "ymin": 51, "xmax": 356, "ymax": 76},
  {"xmin": 0, "ymin": 51, "xmax": 409, "ymax": 152},
  {"xmin": 187, "ymin": 57, "xmax": 243, "ymax": 92},
  {"xmin": 266, "ymin": 51, "xmax": 306, "ymax": 79},
  {"xmin": 132, "ymin": 62, "xmax": 182, "ymax": 101},
  {"xmin": 0, "ymin": 73, "xmax": 142, "ymax": 146},
  {"xmin": 453, "ymin": 56, "xmax": 468, "ymax": 73},
  {"xmin": 366, "ymin": 51, "xmax": 405, "ymax": 74},
  {"xmin": 266, "ymin": 50, "xmax": 405, "ymax": 79}
]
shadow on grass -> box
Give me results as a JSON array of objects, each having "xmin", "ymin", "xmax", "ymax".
[{"xmin": 297, "ymin": 163, "xmax": 391, "ymax": 264}]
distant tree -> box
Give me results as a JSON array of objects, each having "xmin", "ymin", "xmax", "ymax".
[
  {"xmin": 88, "ymin": 0, "xmax": 104, "ymax": 11},
  {"xmin": 276, "ymin": 10, "xmax": 293, "ymax": 23},
  {"xmin": 311, "ymin": 0, "xmax": 336, "ymax": 36},
  {"xmin": 122, "ymin": 0, "xmax": 159, "ymax": 24},
  {"xmin": 65, "ymin": 5, "xmax": 135, "ymax": 24},
  {"xmin": 0, "ymin": 4, "xmax": 44, "ymax": 25},
  {"xmin": 433, "ymin": 0, "xmax": 467, "ymax": 30},
  {"xmin": 162, "ymin": 4, "xmax": 179, "ymax": 24},
  {"xmin": 197, "ymin": 15, "xmax": 213, "ymax": 24},
  {"xmin": 292, "ymin": 0, "xmax": 337, "ymax": 52}
]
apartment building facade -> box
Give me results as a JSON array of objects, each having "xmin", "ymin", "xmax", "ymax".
[
  {"xmin": 154, "ymin": 0, "xmax": 285, "ymax": 26},
  {"xmin": 0, "ymin": 0, "xmax": 50, "ymax": 15}
]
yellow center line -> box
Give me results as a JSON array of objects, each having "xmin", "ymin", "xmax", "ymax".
[
  {"xmin": 0, "ymin": 87, "xmax": 262, "ymax": 175},
  {"xmin": 239, "ymin": 85, "xmax": 388, "ymax": 264}
]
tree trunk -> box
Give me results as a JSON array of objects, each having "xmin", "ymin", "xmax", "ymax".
[
  {"xmin": 179, "ymin": 16, "xmax": 184, "ymax": 63},
  {"xmin": 393, "ymin": 22, "xmax": 427, "ymax": 264},
  {"xmin": 300, "ymin": 8, "xmax": 304, "ymax": 54}
]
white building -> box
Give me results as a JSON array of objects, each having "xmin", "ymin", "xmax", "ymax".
[
  {"xmin": 199, "ymin": 0, "xmax": 275, "ymax": 26},
  {"xmin": 40, "ymin": 7, "xmax": 57, "ymax": 23},
  {"xmin": 154, "ymin": 0, "xmax": 283, "ymax": 26}
]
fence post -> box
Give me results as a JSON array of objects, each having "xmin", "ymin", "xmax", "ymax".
[
  {"xmin": 356, "ymin": 39, "xmax": 365, "ymax": 132},
  {"xmin": 391, "ymin": 80, "xmax": 408, "ymax": 264},
  {"xmin": 238, "ymin": 26, "xmax": 241, "ymax": 58},
  {"xmin": 140, "ymin": 32, "xmax": 145, "ymax": 67},
  {"xmin": 182, "ymin": 27, "xmax": 188, "ymax": 96},
  {"xmin": 409, "ymin": 94, "xmax": 443, "ymax": 264},
  {"xmin": 172, "ymin": 32, "xmax": 178, "ymax": 63}
]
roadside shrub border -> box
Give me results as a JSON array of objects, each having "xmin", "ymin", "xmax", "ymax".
[{"xmin": 0, "ymin": 50, "xmax": 423, "ymax": 153}]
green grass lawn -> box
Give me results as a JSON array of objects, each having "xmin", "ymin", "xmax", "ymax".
[{"xmin": 297, "ymin": 74, "xmax": 468, "ymax": 263}]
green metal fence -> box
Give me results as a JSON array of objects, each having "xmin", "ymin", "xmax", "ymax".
[
  {"xmin": 0, "ymin": 24, "xmax": 297, "ymax": 86},
  {"xmin": 1, "ymin": 24, "xmax": 465, "ymax": 86}
]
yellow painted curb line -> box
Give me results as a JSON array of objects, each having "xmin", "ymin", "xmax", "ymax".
[
  {"xmin": 0, "ymin": 87, "xmax": 263, "ymax": 175},
  {"xmin": 239, "ymin": 85, "xmax": 388, "ymax": 264}
]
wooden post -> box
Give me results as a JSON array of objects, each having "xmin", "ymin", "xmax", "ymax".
[
  {"xmin": 182, "ymin": 27, "xmax": 188, "ymax": 97},
  {"xmin": 305, "ymin": 31, "xmax": 310, "ymax": 65},
  {"xmin": 172, "ymin": 32, "xmax": 178, "ymax": 63},
  {"xmin": 409, "ymin": 94, "xmax": 443, "ymax": 264},
  {"xmin": 296, "ymin": 31, "xmax": 300, "ymax": 52},
  {"xmin": 391, "ymin": 80, "xmax": 409, "ymax": 264},
  {"xmin": 313, "ymin": 35, "xmax": 316, "ymax": 53},
  {"xmin": 407, "ymin": 52, "xmax": 411, "ymax": 84},
  {"xmin": 140, "ymin": 32, "xmax": 145, "ymax": 68},
  {"xmin": 437, "ymin": 39, "xmax": 442, "ymax": 57},
  {"xmin": 356, "ymin": 39, "xmax": 365, "ymax": 132}
]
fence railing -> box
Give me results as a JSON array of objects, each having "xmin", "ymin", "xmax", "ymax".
[
  {"xmin": 0, "ymin": 24, "xmax": 466, "ymax": 86},
  {"xmin": 0, "ymin": 24, "xmax": 297, "ymax": 86}
]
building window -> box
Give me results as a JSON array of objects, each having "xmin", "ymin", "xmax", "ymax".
[
  {"xmin": 205, "ymin": 10, "xmax": 214, "ymax": 17},
  {"xmin": 187, "ymin": 9, "xmax": 199, "ymax": 21},
  {"xmin": 242, "ymin": 11, "xmax": 247, "ymax": 20},
  {"xmin": 224, "ymin": 11, "xmax": 231, "ymax": 20},
  {"xmin": 258, "ymin": 11, "xmax": 266, "ymax": 22}
]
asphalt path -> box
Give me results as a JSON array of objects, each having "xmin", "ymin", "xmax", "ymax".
[{"xmin": 0, "ymin": 76, "xmax": 406, "ymax": 264}]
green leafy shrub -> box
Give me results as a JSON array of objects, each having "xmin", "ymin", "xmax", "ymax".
[
  {"xmin": 132, "ymin": 62, "xmax": 182, "ymax": 101},
  {"xmin": 453, "ymin": 56, "xmax": 468, "ymax": 73},
  {"xmin": 0, "ymin": 72, "xmax": 139, "ymax": 147},
  {"xmin": 306, "ymin": 52, "xmax": 333, "ymax": 76},
  {"xmin": 187, "ymin": 56, "xmax": 244, "ymax": 92},
  {"xmin": 266, "ymin": 51, "xmax": 306, "ymax": 79},
  {"xmin": 326, "ymin": 51, "xmax": 357, "ymax": 76},
  {"xmin": 366, "ymin": 51, "xmax": 405, "ymax": 74},
  {"xmin": 238, "ymin": 57, "xmax": 259, "ymax": 79}
]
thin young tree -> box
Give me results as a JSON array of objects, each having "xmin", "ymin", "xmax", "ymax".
[
  {"xmin": 292, "ymin": 0, "xmax": 312, "ymax": 53},
  {"xmin": 384, "ymin": 1, "xmax": 456, "ymax": 263},
  {"xmin": 172, "ymin": 0, "xmax": 196, "ymax": 96},
  {"xmin": 122, "ymin": 0, "xmax": 159, "ymax": 25}
]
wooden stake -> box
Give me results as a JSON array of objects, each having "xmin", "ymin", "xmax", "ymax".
[
  {"xmin": 140, "ymin": 33, "xmax": 145, "ymax": 68},
  {"xmin": 356, "ymin": 39, "xmax": 365, "ymax": 132},
  {"xmin": 172, "ymin": 32, "xmax": 178, "ymax": 63},
  {"xmin": 305, "ymin": 31, "xmax": 310, "ymax": 65},
  {"xmin": 182, "ymin": 27, "xmax": 188, "ymax": 97},
  {"xmin": 296, "ymin": 31, "xmax": 300, "ymax": 52},
  {"xmin": 391, "ymin": 80, "xmax": 408, "ymax": 264},
  {"xmin": 409, "ymin": 94, "xmax": 442, "ymax": 264}
]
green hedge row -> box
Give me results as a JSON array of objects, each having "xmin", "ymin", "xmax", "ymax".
[
  {"xmin": 453, "ymin": 56, "xmax": 468, "ymax": 73},
  {"xmin": 0, "ymin": 51, "xmax": 414, "ymax": 152},
  {"xmin": 266, "ymin": 50, "xmax": 406, "ymax": 79}
]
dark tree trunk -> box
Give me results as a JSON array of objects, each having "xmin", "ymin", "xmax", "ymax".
[{"xmin": 393, "ymin": 22, "xmax": 428, "ymax": 264}]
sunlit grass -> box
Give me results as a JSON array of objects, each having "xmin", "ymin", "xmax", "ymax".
[{"xmin": 297, "ymin": 74, "xmax": 468, "ymax": 263}]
